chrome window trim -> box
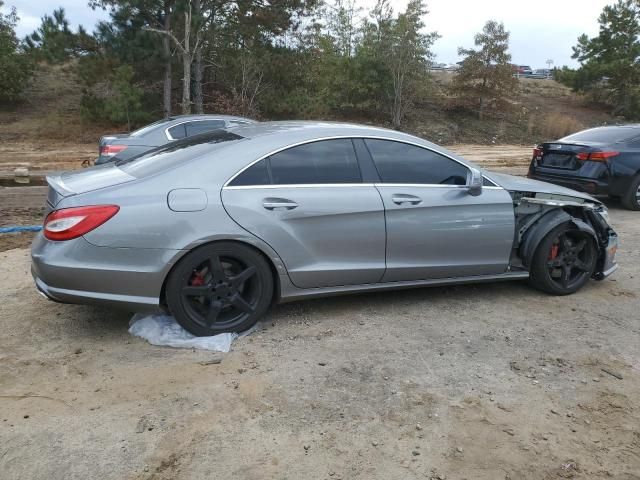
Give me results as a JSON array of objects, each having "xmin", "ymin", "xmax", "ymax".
[
  {"xmin": 224, "ymin": 183, "xmax": 504, "ymax": 190},
  {"xmin": 224, "ymin": 183, "xmax": 376, "ymax": 190},
  {"xmin": 223, "ymin": 135, "xmax": 484, "ymax": 188},
  {"xmin": 165, "ymin": 118, "xmax": 228, "ymax": 141},
  {"xmin": 375, "ymin": 183, "xmax": 504, "ymax": 190}
]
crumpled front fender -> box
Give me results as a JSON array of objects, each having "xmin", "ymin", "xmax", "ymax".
[{"xmin": 520, "ymin": 209, "xmax": 598, "ymax": 268}]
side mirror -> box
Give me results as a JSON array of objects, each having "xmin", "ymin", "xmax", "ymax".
[{"xmin": 467, "ymin": 168, "xmax": 483, "ymax": 196}]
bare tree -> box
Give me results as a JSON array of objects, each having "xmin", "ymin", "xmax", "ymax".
[
  {"xmin": 192, "ymin": 0, "xmax": 204, "ymax": 113},
  {"xmin": 146, "ymin": 0, "xmax": 204, "ymax": 114},
  {"xmin": 162, "ymin": 0, "xmax": 173, "ymax": 117},
  {"xmin": 230, "ymin": 50, "xmax": 265, "ymax": 117}
]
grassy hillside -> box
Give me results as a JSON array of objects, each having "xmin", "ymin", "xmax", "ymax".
[
  {"xmin": 405, "ymin": 72, "xmax": 617, "ymax": 146},
  {"xmin": 0, "ymin": 62, "xmax": 107, "ymax": 145},
  {"xmin": 0, "ymin": 64, "xmax": 617, "ymax": 152}
]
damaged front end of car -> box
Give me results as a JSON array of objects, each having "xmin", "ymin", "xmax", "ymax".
[{"xmin": 509, "ymin": 191, "xmax": 619, "ymax": 280}]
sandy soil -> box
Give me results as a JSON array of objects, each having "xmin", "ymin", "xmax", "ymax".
[{"xmin": 0, "ymin": 145, "xmax": 639, "ymax": 479}]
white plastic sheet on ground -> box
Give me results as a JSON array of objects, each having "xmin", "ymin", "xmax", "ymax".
[{"xmin": 129, "ymin": 313, "xmax": 239, "ymax": 352}]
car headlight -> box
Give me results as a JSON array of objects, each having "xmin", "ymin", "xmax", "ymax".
[{"xmin": 597, "ymin": 206, "xmax": 611, "ymax": 225}]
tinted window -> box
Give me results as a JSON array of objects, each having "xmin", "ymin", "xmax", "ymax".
[
  {"xmin": 560, "ymin": 127, "xmax": 640, "ymax": 144},
  {"xmin": 185, "ymin": 120, "xmax": 225, "ymax": 136},
  {"xmin": 365, "ymin": 139, "xmax": 468, "ymax": 185},
  {"xmin": 269, "ymin": 139, "xmax": 361, "ymax": 184},
  {"xmin": 483, "ymin": 177, "xmax": 497, "ymax": 187},
  {"xmin": 229, "ymin": 160, "xmax": 270, "ymax": 186},
  {"xmin": 168, "ymin": 124, "xmax": 187, "ymax": 139}
]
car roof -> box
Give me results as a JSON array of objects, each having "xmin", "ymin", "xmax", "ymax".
[
  {"xmin": 167, "ymin": 114, "xmax": 255, "ymax": 122},
  {"xmin": 224, "ymin": 120, "xmax": 439, "ymax": 145},
  {"xmin": 120, "ymin": 121, "xmax": 483, "ymax": 183},
  {"xmin": 558, "ymin": 124, "xmax": 640, "ymax": 144},
  {"xmin": 222, "ymin": 121, "xmax": 482, "ymax": 168}
]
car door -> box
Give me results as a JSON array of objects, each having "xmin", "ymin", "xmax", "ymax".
[
  {"xmin": 221, "ymin": 139, "xmax": 386, "ymax": 289},
  {"xmin": 363, "ymin": 139, "xmax": 515, "ymax": 282}
]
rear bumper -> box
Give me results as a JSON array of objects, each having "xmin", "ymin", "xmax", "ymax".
[
  {"xmin": 528, "ymin": 171, "xmax": 609, "ymax": 195},
  {"xmin": 33, "ymin": 272, "xmax": 161, "ymax": 312},
  {"xmin": 31, "ymin": 233, "xmax": 182, "ymax": 312}
]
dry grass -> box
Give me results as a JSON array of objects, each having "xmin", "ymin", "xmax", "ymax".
[
  {"xmin": 0, "ymin": 62, "xmax": 114, "ymax": 144},
  {"xmin": 518, "ymin": 77, "xmax": 574, "ymax": 99},
  {"xmin": 534, "ymin": 112, "xmax": 585, "ymax": 139}
]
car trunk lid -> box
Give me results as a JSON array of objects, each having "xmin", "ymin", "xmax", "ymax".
[
  {"xmin": 536, "ymin": 142, "xmax": 595, "ymax": 170},
  {"xmin": 46, "ymin": 165, "xmax": 136, "ymax": 209}
]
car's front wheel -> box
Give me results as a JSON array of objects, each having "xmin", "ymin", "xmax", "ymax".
[
  {"xmin": 621, "ymin": 175, "xmax": 640, "ymax": 211},
  {"xmin": 529, "ymin": 223, "xmax": 597, "ymax": 295},
  {"xmin": 166, "ymin": 242, "xmax": 273, "ymax": 336}
]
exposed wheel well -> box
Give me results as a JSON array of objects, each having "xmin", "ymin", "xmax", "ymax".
[{"xmin": 159, "ymin": 240, "xmax": 281, "ymax": 312}]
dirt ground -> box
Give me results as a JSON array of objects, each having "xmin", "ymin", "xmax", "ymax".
[{"xmin": 1, "ymin": 145, "xmax": 639, "ymax": 480}]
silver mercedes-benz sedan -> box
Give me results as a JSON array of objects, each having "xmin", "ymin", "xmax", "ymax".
[{"xmin": 32, "ymin": 122, "xmax": 619, "ymax": 336}]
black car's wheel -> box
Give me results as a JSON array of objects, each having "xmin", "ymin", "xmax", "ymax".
[
  {"xmin": 529, "ymin": 223, "xmax": 597, "ymax": 295},
  {"xmin": 166, "ymin": 242, "xmax": 273, "ymax": 336},
  {"xmin": 621, "ymin": 175, "xmax": 640, "ymax": 211}
]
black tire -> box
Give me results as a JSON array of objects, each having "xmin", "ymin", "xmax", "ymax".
[
  {"xmin": 621, "ymin": 175, "xmax": 640, "ymax": 210},
  {"xmin": 529, "ymin": 222, "xmax": 597, "ymax": 295},
  {"xmin": 166, "ymin": 242, "xmax": 273, "ymax": 336}
]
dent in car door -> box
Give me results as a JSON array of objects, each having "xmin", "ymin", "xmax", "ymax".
[
  {"xmin": 377, "ymin": 185, "xmax": 515, "ymax": 281},
  {"xmin": 363, "ymin": 138, "xmax": 515, "ymax": 282},
  {"xmin": 222, "ymin": 185, "xmax": 386, "ymax": 288}
]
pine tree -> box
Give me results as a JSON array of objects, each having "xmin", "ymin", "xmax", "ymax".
[{"xmin": 451, "ymin": 20, "xmax": 517, "ymax": 119}]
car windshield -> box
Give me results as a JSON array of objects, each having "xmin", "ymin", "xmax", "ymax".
[
  {"xmin": 117, "ymin": 130, "xmax": 244, "ymax": 177},
  {"xmin": 560, "ymin": 127, "xmax": 640, "ymax": 144},
  {"xmin": 129, "ymin": 118, "xmax": 176, "ymax": 138}
]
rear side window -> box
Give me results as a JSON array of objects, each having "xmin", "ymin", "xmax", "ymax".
[
  {"xmin": 167, "ymin": 124, "xmax": 187, "ymax": 139},
  {"xmin": 560, "ymin": 127, "xmax": 640, "ymax": 143},
  {"xmin": 269, "ymin": 139, "xmax": 361, "ymax": 185},
  {"xmin": 229, "ymin": 160, "xmax": 270, "ymax": 186},
  {"xmin": 185, "ymin": 120, "xmax": 226, "ymax": 136},
  {"xmin": 365, "ymin": 139, "xmax": 468, "ymax": 185}
]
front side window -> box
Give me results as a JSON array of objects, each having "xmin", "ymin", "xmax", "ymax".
[
  {"xmin": 365, "ymin": 139, "xmax": 468, "ymax": 185},
  {"xmin": 269, "ymin": 139, "xmax": 361, "ymax": 185}
]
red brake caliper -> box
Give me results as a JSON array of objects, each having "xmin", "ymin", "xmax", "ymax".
[
  {"xmin": 190, "ymin": 271, "xmax": 205, "ymax": 286},
  {"xmin": 548, "ymin": 243, "xmax": 559, "ymax": 261}
]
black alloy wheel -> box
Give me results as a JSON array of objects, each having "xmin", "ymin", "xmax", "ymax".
[
  {"xmin": 529, "ymin": 223, "xmax": 597, "ymax": 295},
  {"xmin": 166, "ymin": 242, "xmax": 273, "ymax": 336}
]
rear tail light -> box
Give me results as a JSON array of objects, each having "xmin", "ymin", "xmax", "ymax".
[
  {"xmin": 533, "ymin": 146, "xmax": 542, "ymax": 159},
  {"xmin": 44, "ymin": 205, "xmax": 120, "ymax": 241},
  {"xmin": 100, "ymin": 144, "xmax": 127, "ymax": 157},
  {"xmin": 576, "ymin": 151, "xmax": 619, "ymax": 162}
]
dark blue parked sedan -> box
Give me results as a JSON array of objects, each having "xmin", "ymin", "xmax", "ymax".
[{"xmin": 528, "ymin": 125, "xmax": 640, "ymax": 210}]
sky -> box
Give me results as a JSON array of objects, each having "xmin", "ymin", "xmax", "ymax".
[{"xmin": 2, "ymin": 0, "xmax": 614, "ymax": 68}]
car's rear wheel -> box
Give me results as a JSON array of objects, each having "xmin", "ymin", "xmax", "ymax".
[
  {"xmin": 166, "ymin": 242, "xmax": 273, "ymax": 336},
  {"xmin": 621, "ymin": 175, "xmax": 640, "ymax": 211},
  {"xmin": 529, "ymin": 223, "xmax": 597, "ymax": 295}
]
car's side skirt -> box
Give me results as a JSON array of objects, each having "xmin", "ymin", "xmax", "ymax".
[{"xmin": 277, "ymin": 271, "xmax": 530, "ymax": 302}]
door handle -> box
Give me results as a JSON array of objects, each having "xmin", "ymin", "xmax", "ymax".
[
  {"xmin": 262, "ymin": 198, "xmax": 299, "ymax": 210},
  {"xmin": 391, "ymin": 194, "xmax": 422, "ymax": 205}
]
